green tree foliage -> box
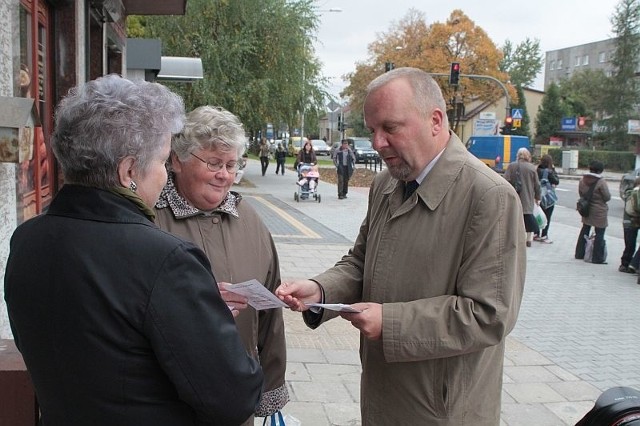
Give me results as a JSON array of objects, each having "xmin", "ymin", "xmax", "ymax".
[
  {"xmin": 557, "ymin": 69, "xmax": 608, "ymax": 119},
  {"xmin": 129, "ymin": 0, "xmax": 327, "ymax": 139},
  {"xmin": 510, "ymin": 85, "xmax": 531, "ymax": 139},
  {"xmin": 602, "ymin": 0, "xmax": 640, "ymax": 150},
  {"xmin": 535, "ymin": 82, "xmax": 567, "ymax": 144},
  {"xmin": 499, "ymin": 38, "xmax": 543, "ymax": 88}
]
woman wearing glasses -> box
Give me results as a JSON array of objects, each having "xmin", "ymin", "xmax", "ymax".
[{"xmin": 155, "ymin": 105, "xmax": 289, "ymax": 425}]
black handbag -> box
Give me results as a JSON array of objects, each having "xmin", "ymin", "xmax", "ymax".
[{"xmin": 576, "ymin": 179, "xmax": 598, "ymax": 217}]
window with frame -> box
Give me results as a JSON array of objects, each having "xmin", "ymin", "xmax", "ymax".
[
  {"xmin": 583, "ymin": 55, "xmax": 589, "ymax": 66},
  {"xmin": 599, "ymin": 51, "xmax": 606, "ymax": 63}
]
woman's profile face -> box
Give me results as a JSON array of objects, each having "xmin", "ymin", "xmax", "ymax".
[
  {"xmin": 136, "ymin": 133, "xmax": 171, "ymax": 207},
  {"xmin": 172, "ymin": 146, "xmax": 237, "ymax": 211}
]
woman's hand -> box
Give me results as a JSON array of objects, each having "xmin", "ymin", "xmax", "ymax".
[{"xmin": 218, "ymin": 282, "xmax": 249, "ymax": 311}]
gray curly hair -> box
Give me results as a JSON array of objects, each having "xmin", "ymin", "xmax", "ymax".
[
  {"xmin": 171, "ymin": 105, "xmax": 246, "ymax": 162},
  {"xmin": 51, "ymin": 74, "xmax": 185, "ymax": 188}
]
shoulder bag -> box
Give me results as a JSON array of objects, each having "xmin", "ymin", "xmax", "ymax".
[{"xmin": 576, "ymin": 179, "xmax": 598, "ymax": 217}]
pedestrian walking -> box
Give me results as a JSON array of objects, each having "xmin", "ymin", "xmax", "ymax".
[
  {"xmin": 276, "ymin": 67, "xmax": 525, "ymax": 426},
  {"xmin": 534, "ymin": 154, "xmax": 559, "ymax": 243},
  {"xmin": 259, "ymin": 138, "xmax": 270, "ymax": 176},
  {"xmin": 334, "ymin": 139, "xmax": 355, "ymax": 199},
  {"xmin": 619, "ymin": 177, "xmax": 640, "ymax": 273},
  {"xmin": 575, "ymin": 160, "xmax": 610, "ymax": 264},
  {"xmin": 504, "ymin": 147, "xmax": 541, "ymax": 247},
  {"xmin": 275, "ymin": 143, "xmax": 287, "ymax": 175}
]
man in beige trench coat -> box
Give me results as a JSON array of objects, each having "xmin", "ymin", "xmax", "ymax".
[{"xmin": 277, "ymin": 67, "xmax": 526, "ymax": 425}]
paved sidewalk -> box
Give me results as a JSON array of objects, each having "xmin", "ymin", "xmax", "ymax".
[{"xmin": 239, "ymin": 159, "xmax": 640, "ymax": 426}]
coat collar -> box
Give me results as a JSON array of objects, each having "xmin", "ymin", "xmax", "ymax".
[
  {"xmin": 380, "ymin": 133, "xmax": 468, "ymax": 211},
  {"xmin": 155, "ymin": 172, "xmax": 241, "ymax": 219},
  {"xmin": 47, "ymin": 184, "xmax": 152, "ymax": 225}
]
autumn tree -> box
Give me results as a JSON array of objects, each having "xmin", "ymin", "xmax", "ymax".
[
  {"xmin": 341, "ymin": 9, "xmax": 514, "ymax": 134},
  {"xmin": 499, "ymin": 38, "xmax": 543, "ymax": 88},
  {"xmin": 602, "ymin": 0, "xmax": 640, "ymax": 150}
]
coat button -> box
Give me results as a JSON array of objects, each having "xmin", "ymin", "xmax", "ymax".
[{"xmin": 212, "ymin": 217, "xmax": 219, "ymax": 224}]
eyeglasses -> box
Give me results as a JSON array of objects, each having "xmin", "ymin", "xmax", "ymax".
[{"xmin": 190, "ymin": 152, "xmax": 239, "ymax": 173}]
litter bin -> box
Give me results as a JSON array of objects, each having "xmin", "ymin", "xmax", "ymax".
[{"xmin": 562, "ymin": 150, "xmax": 579, "ymax": 175}]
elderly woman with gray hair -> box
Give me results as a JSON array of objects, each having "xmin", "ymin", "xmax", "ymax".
[
  {"xmin": 4, "ymin": 75, "xmax": 263, "ymax": 425},
  {"xmin": 155, "ymin": 105, "xmax": 289, "ymax": 424},
  {"xmin": 504, "ymin": 147, "xmax": 541, "ymax": 247}
]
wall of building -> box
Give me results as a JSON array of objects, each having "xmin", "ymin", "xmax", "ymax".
[
  {"xmin": 0, "ymin": 0, "xmax": 18, "ymax": 339},
  {"xmin": 544, "ymin": 39, "xmax": 615, "ymax": 89}
]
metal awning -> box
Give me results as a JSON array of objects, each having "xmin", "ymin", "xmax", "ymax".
[
  {"xmin": 122, "ymin": 0, "xmax": 187, "ymax": 15},
  {"xmin": 157, "ymin": 57, "xmax": 203, "ymax": 83}
]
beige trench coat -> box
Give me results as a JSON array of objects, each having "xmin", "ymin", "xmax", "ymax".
[
  {"xmin": 155, "ymin": 196, "xmax": 288, "ymax": 424},
  {"xmin": 306, "ymin": 135, "xmax": 526, "ymax": 425}
]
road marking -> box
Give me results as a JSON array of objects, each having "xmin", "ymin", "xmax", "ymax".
[{"xmin": 249, "ymin": 195, "xmax": 322, "ymax": 239}]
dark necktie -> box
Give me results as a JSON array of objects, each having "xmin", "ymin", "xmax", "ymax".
[{"xmin": 403, "ymin": 180, "xmax": 419, "ymax": 201}]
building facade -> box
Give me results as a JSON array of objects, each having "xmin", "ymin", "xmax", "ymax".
[
  {"xmin": 544, "ymin": 38, "xmax": 616, "ymax": 89},
  {"xmin": 0, "ymin": 0, "xmax": 187, "ymax": 339}
]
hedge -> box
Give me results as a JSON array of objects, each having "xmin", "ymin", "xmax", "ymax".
[{"xmin": 545, "ymin": 148, "xmax": 636, "ymax": 172}]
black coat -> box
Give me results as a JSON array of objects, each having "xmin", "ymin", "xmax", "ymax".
[{"xmin": 4, "ymin": 185, "xmax": 263, "ymax": 425}]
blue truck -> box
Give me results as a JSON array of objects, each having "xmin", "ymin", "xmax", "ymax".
[{"xmin": 465, "ymin": 135, "xmax": 531, "ymax": 173}]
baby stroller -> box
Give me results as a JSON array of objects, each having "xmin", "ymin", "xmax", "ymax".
[{"xmin": 294, "ymin": 163, "xmax": 321, "ymax": 203}]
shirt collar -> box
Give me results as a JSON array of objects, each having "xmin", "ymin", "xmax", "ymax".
[
  {"xmin": 155, "ymin": 172, "xmax": 241, "ymax": 219},
  {"xmin": 414, "ymin": 146, "xmax": 446, "ymax": 185}
]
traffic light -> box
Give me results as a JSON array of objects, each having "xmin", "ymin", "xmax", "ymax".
[
  {"xmin": 337, "ymin": 114, "xmax": 342, "ymax": 132},
  {"xmin": 500, "ymin": 116, "xmax": 513, "ymax": 135},
  {"xmin": 449, "ymin": 62, "xmax": 460, "ymax": 86},
  {"xmin": 385, "ymin": 62, "xmax": 395, "ymax": 72}
]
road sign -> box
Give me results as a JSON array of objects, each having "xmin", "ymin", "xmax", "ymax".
[
  {"xmin": 327, "ymin": 100, "xmax": 340, "ymax": 112},
  {"xmin": 513, "ymin": 119, "xmax": 522, "ymax": 128},
  {"xmin": 511, "ymin": 109, "xmax": 523, "ymax": 120}
]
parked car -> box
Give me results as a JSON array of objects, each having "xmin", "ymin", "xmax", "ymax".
[
  {"xmin": 310, "ymin": 139, "xmax": 330, "ymax": 156},
  {"xmin": 347, "ymin": 137, "xmax": 379, "ymax": 163},
  {"xmin": 288, "ymin": 137, "xmax": 308, "ymax": 156},
  {"xmin": 620, "ymin": 168, "xmax": 640, "ymax": 199}
]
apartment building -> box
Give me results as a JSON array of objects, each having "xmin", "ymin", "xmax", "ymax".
[{"xmin": 544, "ymin": 38, "xmax": 616, "ymax": 89}]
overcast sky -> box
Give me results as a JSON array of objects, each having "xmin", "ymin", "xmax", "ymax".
[{"xmin": 313, "ymin": 0, "xmax": 622, "ymax": 98}]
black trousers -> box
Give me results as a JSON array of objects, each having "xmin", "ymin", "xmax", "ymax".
[
  {"xmin": 575, "ymin": 224, "xmax": 607, "ymax": 263},
  {"xmin": 337, "ymin": 168, "xmax": 350, "ymax": 197},
  {"xmin": 260, "ymin": 156, "xmax": 269, "ymax": 176},
  {"xmin": 621, "ymin": 226, "xmax": 639, "ymax": 267},
  {"xmin": 537, "ymin": 204, "xmax": 555, "ymax": 238},
  {"xmin": 275, "ymin": 159, "xmax": 285, "ymax": 175}
]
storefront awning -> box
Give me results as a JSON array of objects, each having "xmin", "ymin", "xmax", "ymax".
[{"xmin": 157, "ymin": 57, "xmax": 203, "ymax": 83}]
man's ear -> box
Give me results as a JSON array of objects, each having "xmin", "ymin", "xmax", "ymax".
[
  {"xmin": 117, "ymin": 156, "xmax": 136, "ymax": 188},
  {"xmin": 431, "ymin": 109, "xmax": 445, "ymax": 135}
]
